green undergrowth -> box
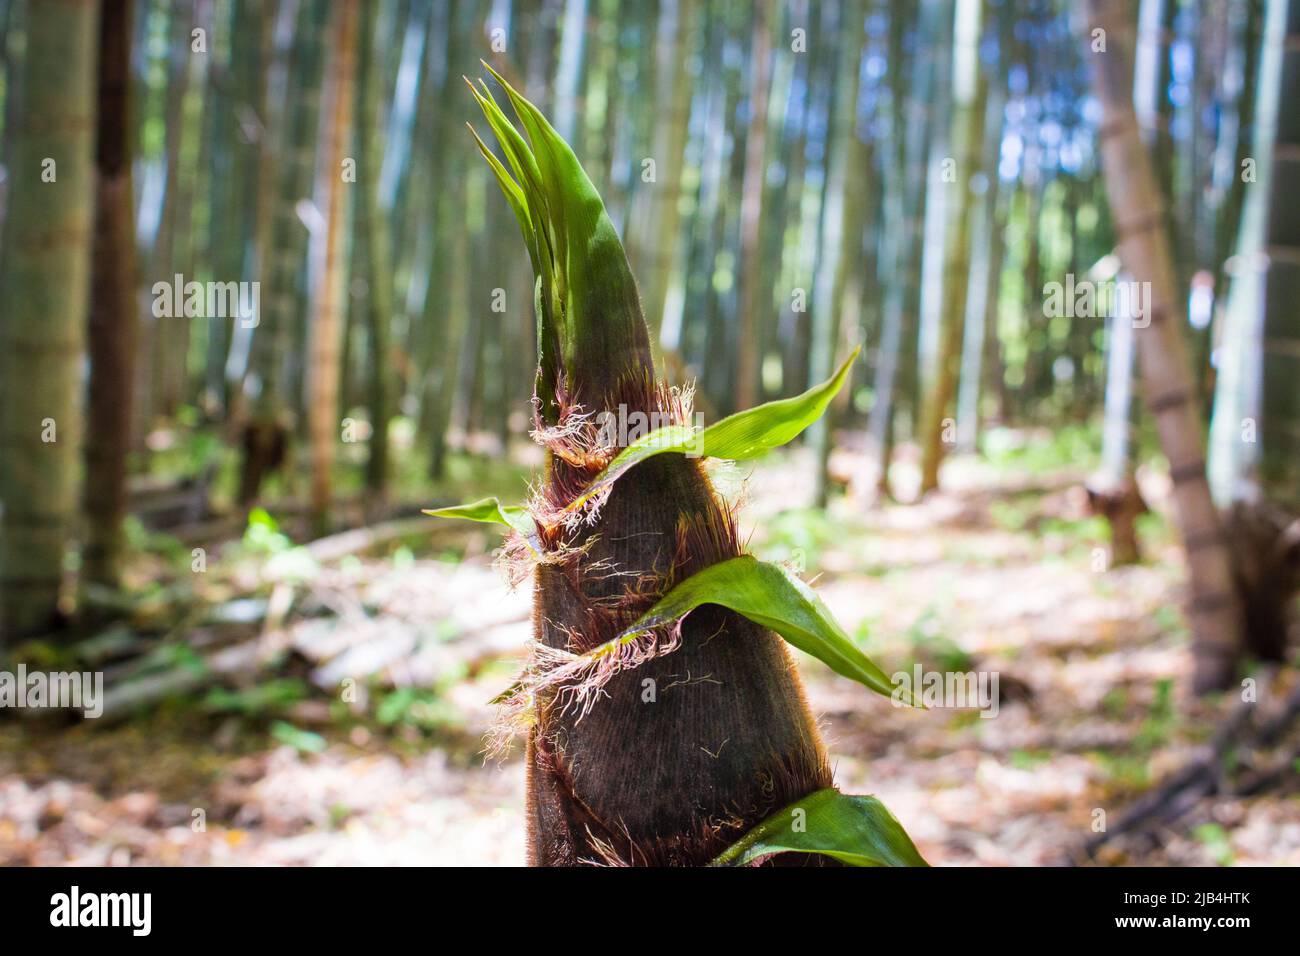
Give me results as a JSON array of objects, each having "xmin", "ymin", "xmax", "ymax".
[
  {"xmin": 980, "ymin": 423, "xmax": 1101, "ymax": 476},
  {"xmin": 1089, "ymin": 678, "xmax": 1181, "ymax": 790}
]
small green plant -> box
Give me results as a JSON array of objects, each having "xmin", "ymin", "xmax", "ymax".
[
  {"xmin": 981, "ymin": 423, "xmax": 1101, "ymax": 475},
  {"xmin": 754, "ymin": 506, "xmax": 839, "ymax": 568},
  {"xmin": 123, "ymin": 515, "xmax": 189, "ymax": 567},
  {"xmin": 376, "ymin": 685, "xmax": 462, "ymax": 733},
  {"xmin": 904, "ymin": 606, "xmax": 975, "ymax": 673},
  {"xmin": 1133, "ymin": 677, "xmax": 1177, "ymax": 750},
  {"xmin": 1009, "ymin": 748, "xmax": 1052, "ymax": 770},
  {"xmin": 202, "ymin": 678, "xmax": 309, "ymax": 717},
  {"xmin": 242, "ymin": 507, "xmax": 292, "ymax": 556},
  {"xmin": 237, "ymin": 507, "xmax": 319, "ymax": 582},
  {"xmin": 269, "ymin": 720, "xmax": 327, "ymax": 755},
  {"xmin": 429, "ymin": 68, "xmax": 924, "ymax": 867},
  {"xmin": 1192, "ymin": 822, "xmax": 1235, "ymax": 866}
]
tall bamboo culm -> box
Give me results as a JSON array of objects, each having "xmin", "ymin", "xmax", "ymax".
[
  {"xmin": 307, "ymin": 0, "xmax": 359, "ymax": 535},
  {"xmin": 0, "ymin": 0, "xmax": 99, "ymax": 640},
  {"xmin": 1085, "ymin": 0, "xmax": 1244, "ymax": 691},
  {"xmin": 83, "ymin": 0, "xmax": 140, "ymax": 593}
]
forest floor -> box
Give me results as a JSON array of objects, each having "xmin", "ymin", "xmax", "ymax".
[{"xmin": 2, "ymin": 435, "xmax": 1298, "ymax": 866}]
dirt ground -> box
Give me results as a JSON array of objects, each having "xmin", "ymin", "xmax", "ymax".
[{"xmin": 3, "ymin": 447, "xmax": 1297, "ymax": 866}]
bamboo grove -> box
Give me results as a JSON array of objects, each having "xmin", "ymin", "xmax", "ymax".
[{"xmin": 0, "ymin": 0, "xmax": 1297, "ymax": 862}]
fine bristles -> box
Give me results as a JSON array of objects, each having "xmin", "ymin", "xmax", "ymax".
[{"xmin": 485, "ymin": 620, "xmax": 685, "ymax": 761}]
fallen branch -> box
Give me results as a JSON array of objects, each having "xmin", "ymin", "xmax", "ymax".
[{"xmin": 1069, "ymin": 672, "xmax": 1300, "ymax": 863}]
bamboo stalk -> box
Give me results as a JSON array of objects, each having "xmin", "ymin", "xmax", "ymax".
[
  {"xmin": 0, "ymin": 0, "xmax": 98, "ymax": 639},
  {"xmin": 307, "ymin": 0, "xmax": 358, "ymax": 536},
  {"xmin": 918, "ymin": 0, "xmax": 987, "ymax": 494},
  {"xmin": 1085, "ymin": 0, "xmax": 1243, "ymax": 691},
  {"xmin": 355, "ymin": 0, "xmax": 393, "ymax": 498},
  {"xmin": 735, "ymin": 0, "xmax": 774, "ymax": 413},
  {"xmin": 83, "ymin": 0, "xmax": 140, "ymax": 592}
]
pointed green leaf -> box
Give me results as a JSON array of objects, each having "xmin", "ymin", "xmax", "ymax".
[
  {"xmin": 471, "ymin": 80, "xmax": 547, "ymax": 222},
  {"xmin": 711, "ymin": 789, "xmax": 929, "ymax": 867},
  {"xmin": 424, "ymin": 497, "xmax": 536, "ymax": 539},
  {"xmin": 487, "ymin": 550, "xmax": 906, "ymax": 709},
  {"xmin": 466, "ymin": 79, "xmax": 562, "ymax": 417},
  {"xmin": 479, "ymin": 63, "xmax": 650, "ymax": 402},
  {"xmin": 466, "ymin": 122, "xmax": 537, "ymax": 270},
  {"xmin": 620, "ymin": 553, "xmax": 903, "ymax": 702},
  {"xmin": 468, "ymin": 79, "xmax": 555, "ymax": 282},
  {"xmin": 565, "ymin": 347, "xmax": 861, "ymax": 515},
  {"xmin": 481, "ymin": 63, "xmax": 577, "ymax": 287}
]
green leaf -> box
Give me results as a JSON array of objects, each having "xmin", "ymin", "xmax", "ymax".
[
  {"xmin": 466, "ymin": 78, "xmax": 563, "ymax": 419},
  {"xmin": 711, "ymin": 789, "xmax": 929, "ymax": 867},
  {"xmin": 465, "ymin": 121, "xmax": 535, "ymax": 269},
  {"xmin": 246, "ymin": 506, "xmax": 280, "ymax": 533},
  {"xmin": 486, "ymin": 551, "xmax": 910, "ymax": 711},
  {"xmin": 471, "ymin": 64, "xmax": 651, "ymax": 419},
  {"xmin": 620, "ymin": 554, "xmax": 903, "ymax": 702},
  {"xmin": 269, "ymin": 720, "xmax": 328, "ymax": 756},
  {"xmin": 566, "ymin": 347, "xmax": 860, "ymax": 514},
  {"xmin": 424, "ymin": 497, "xmax": 537, "ymax": 541}
]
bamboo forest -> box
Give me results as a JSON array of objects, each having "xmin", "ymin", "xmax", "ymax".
[{"xmin": 0, "ymin": 0, "xmax": 1298, "ymax": 889}]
